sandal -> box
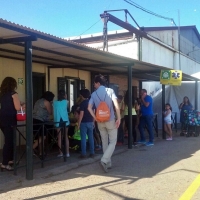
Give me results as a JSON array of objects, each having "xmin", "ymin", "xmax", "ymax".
[
  {"xmin": 8, "ymin": 161, "xmax": 14, "ymax": 166},
  {"xmin": 1, "ymin": 164, "xmax": 13, "ymax": 172}
]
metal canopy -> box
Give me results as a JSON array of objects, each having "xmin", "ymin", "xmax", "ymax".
[{"xmin": 0, "ymin": 18, "xmax": 199, "ymax": 82}]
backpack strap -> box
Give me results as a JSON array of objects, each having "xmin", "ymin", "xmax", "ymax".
[{"xmin": 95, "ymin": 89, "xmax": 107, "ymax": 101}]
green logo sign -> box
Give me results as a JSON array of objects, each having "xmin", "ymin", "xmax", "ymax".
[{"xmin": 161, "ymin": 70, "xmax": 171, "ymax": 80}]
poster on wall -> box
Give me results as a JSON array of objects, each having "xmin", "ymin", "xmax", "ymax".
[{"xmin": 160, "ymin": 70, "xmax": 182, "ymax": 86}]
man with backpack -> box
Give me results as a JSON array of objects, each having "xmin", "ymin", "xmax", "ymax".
[{"xmin": 88, "ymin": 74, "xmax": 121, "ymax": 172}]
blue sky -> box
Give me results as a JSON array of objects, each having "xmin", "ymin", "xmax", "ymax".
[{"xmin": 0, "ymin": 0, "xmax": 199, "ymax": 37}]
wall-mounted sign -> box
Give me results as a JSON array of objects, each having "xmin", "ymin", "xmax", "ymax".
[
  {"xmin": 18, "ymin": 78, "xmax": 24, "ymax": 85},
  {"xmin": 160, "ymin": 70, "xmax": 182, "ymax": 86}
]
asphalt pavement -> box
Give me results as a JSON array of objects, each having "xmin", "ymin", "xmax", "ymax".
[{"xmin": 0, "ymin": 130, "xmax": 200, "ymax": 200}]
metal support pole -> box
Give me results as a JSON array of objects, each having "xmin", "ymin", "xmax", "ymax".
[
  {"xmin": 178, "ymin": 10, "xmax": 181, "ymax": 70},
  {"xmin": 102, "ymin": 13, "xmax": 108, "ymax": 51},
  {"xmin": 137, "ymin": 36, "xmax": 142, "ymax": 61},
  {"xmin": 139, "ymin": 80, "xmax": 142, "ymax": 92},
  {"xmin": 162, "ymin": 85, "xmax": 166, "ymax": 139},
  {"xmin": 25, "ymin": 41, "xmax": 33, "ymax": 180},
  {"xmin": 125, "ymin": 10, "xmax": 128, "ymax": 23},
  {"xmin": 128, "ymin": 66, "xmax": 132, "ymax": 149},
  {"xmin": 195, "ymin": 81, "xmax": 198, "ymax": 110},
  {"xmin": 48, "ymin": 66, "xmax": 50, "ymax": 91}
]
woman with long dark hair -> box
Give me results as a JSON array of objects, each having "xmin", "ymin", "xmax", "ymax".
[
  {"xmin": 33, "ymin": 91, "xmax": 55, "ymax": 155},
  {"xmin": 179, "ymin": 96, "xmax": 193, "ymax": 135},
  {"xmin": 0, "ymin": 77, "xmax": 23, "ymax": 171}
]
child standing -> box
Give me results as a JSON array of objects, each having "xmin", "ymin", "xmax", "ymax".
[
  {"xmin": 163, "ymin": 103, "xmax": 173, "ymax": 141},
  {"xmin": 78, "ymin": 89, "xmax": 95, "ymax": 158}
]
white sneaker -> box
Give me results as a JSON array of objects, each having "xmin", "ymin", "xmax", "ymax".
[
  {"xmin": 57, "ymin": 153, "xmax": 63, "ymax": 157},
  {"xmin": 166, "ymin": 138, "xmax": 172, "ymax": 141},
  {"xmin": 100, "ymin": 161, "xmax": 108, "ymax": 173}
]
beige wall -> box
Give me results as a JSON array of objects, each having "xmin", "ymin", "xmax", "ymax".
[
  {"xmin": 0, "ymin": 58, "xmax": 91, "ymax": 149},
  {"xmin": 110, "ymin": 75, "xmax": 139, "ymax": 96},
  {"xmin": 0, "ymin": 58, "xmax": 48, "ymax": 148},
  {"xmin": 49, "ymin": 68, "xmax": 91, "ymax": 99},
  {"xmin": 0, "ymin": 57, "xmax": 137, "ymax": 149}
]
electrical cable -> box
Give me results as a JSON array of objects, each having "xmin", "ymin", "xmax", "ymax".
[
  {"xmin": 124, "ymin": 0, "xmax": 177, "ymax": 26},
  {"xmin": 75, "ymin": 19, "xmax": 101, "ymax": 39},
  {"xmin": 74, "ymin": 0, "xmax": 114, "ymax": 39}
]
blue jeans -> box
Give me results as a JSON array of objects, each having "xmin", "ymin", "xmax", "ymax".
[
  {"xmin": 80, "ymin": 122, "xmax": 94, "ymax": 155},
  {"xmin": 138, "ymin": 115, "xmax": 154, "ymax": 143}
]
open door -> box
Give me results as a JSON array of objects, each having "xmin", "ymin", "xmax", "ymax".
[
  {"xmin": 33, "ymin": 73, "xmax": 45, "ymax": 106},
  {"xmin": 57, "ymin": 77, "xmax": 85, "ymax": 110}
]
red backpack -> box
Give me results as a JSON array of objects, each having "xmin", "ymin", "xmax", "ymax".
[{"xmin": 95, "ymin": 91, "xmax": 110, "ymax": 122}]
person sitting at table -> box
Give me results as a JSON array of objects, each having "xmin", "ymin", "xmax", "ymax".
[
  {"xmin": 53, "ymin": 90, "xmax": 70, "ymax": 158},
  {"xmin": 33, "ymin": 91, "xmax": 55, "ymax": 156}
]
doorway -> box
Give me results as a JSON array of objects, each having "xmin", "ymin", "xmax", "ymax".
[
  {"xmin": 57, "ymin": 77, "xmax": 85, "ymax": 110},
  {"xmin": 32, "ymin": 73, "xmax": 45, "ymax": 106}
]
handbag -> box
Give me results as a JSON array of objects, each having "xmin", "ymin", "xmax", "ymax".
[{"xmin": 16, "ymin": 107, "xmax": 26, "ymax": 121}]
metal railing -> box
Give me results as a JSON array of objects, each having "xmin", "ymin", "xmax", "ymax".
[{"xmin": 13, "ymin": 121, "xmax": 68, "ymax": 175}]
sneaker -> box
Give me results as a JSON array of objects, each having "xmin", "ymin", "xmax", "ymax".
[
  {"xmin": 65, "ymin": 154, "xmax": 70, "ymax": 157},
  {"xmin": 107, "ymin": 162, "xmax": 112, "ymax": 169},
  {"xmin": 166, "ymin": 138, "xmax": 172, "ymax": 141},
  {"xmin": 137, "ymin": 140, "xmax": 146, "ymax": 144},
  {"xmin": 57, "ymin": 153, "xmax": 63, "ymax": 158},
  {"xmin": 146, "ymin": 142, "xmax": 154, "ymax": 146},
  {"xmin": 100, "ymin": 161, "xmax": 108, "ymax": 173}
]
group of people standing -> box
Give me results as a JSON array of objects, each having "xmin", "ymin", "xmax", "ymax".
[
  {"xmin": 0, "ymin": 75, "xmax": 194, "ymax": 173},
  {"xmin": 0, "ymin": 75, "xmax": 120, "ymax": 173},
  {"xmin": 117, "ymin": 90, "xmax": 194, "ymax": 145},
  {"xmin": 117, "ymin": 88, "xmax": 155, "ymax": 147}
]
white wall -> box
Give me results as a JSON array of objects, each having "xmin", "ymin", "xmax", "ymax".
[
  {"xmin": 141, "ymin": 38, "xmax": 200, "ymax": 78},
  {"xmin": 146, "ymin": 30, "xmax": 178, "ymax": 50},
  {"xmin": 142, "ymin": 38, "xmax": 175, "ymax": 68},
  {"xmin": 87, "ymin": 39, "xmax": 138, "ymax": 59},
  {"xmin": 180, "ymin": 54, "xmax": 200, "ymax": 77}
]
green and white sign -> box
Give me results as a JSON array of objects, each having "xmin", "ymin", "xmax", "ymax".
[
  {"xmin": 161, "ymin": 70, "xmax": 171, "ymax": 80},
  {"xmin": 18, "ymin": 78, "xmax": 24, "ymax": 85}
]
